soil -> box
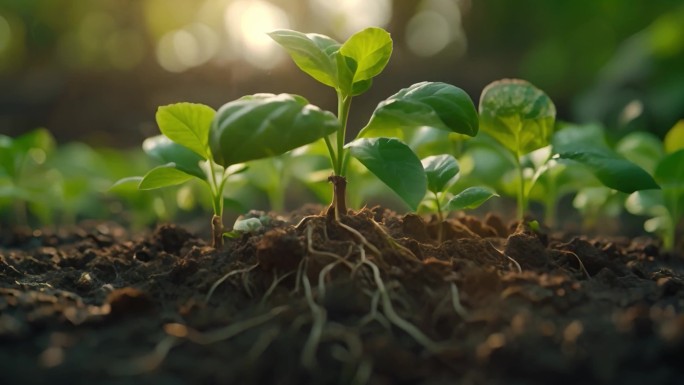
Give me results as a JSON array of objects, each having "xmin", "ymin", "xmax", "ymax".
[{"xmin": 1, "ymin": 206, "xmax": 683, "ymax": 385}]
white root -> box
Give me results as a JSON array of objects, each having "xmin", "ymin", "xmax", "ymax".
[
  {"xmin": 301, "ymin": 258, "xmax": 327, "ymax": 369},
  {"xmin": 450, "ymin": 283, "xmax": 468, "ymax": 318},
  {"xmin": 359, "ymin": 246, "xmax": 440, "ymax": 353},
  {"xmin": 205, "ymin": 262, "xmax": 260, "ymax": 304}
]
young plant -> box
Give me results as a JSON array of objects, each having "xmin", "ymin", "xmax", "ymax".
[
  {"xmin": 625, "ymin": 121, "xmax": 684, "ymax": 252},
  {"xmin": 421, "ymin": 154, "xmax": 498, "ymax": 223},
  {"xmin": 270, "ymin": 27, "xmax": 479, "ymax": 217},
  {"xmin": 0, "ymin": 128, "xmax": 59, "ymax": 225},
  {"xmin": 120, "ymin": 95, "xmax": 339, "ymax": 247},
  {"xmin": 479, "ymin": 79, "xmax": 660, "ymax": 223},
  {"xmin": 478, "ymin": 79, "xmax": 556, "ymax": 220}
]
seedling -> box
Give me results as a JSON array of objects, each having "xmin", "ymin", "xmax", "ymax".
[
  {"xmin": 119, "ymin": 96, "xmax": 338, "ymax": 247},
  {"xmin": 625, "ymin": 121, "xmax": 684, "ymax": 252},
  {"xmin": 479, "ymin": 80, "xmax": 659, "ymax": 222},
  {"xmin": 420, "ymin": 154, "xmax": 498, "ymax": 241},
  {"xmin": 0, "ymin": 128, "xmax": 58, "ymax": 225},
  {"xmin": 270, "ymin": 27, "xmax": 478, "ymax": 217},
  {"xmin": 478, "ymin": 79, "xmax": 556, "ymax": 220}
]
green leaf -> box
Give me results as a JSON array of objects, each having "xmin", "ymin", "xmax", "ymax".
[
  {"xmin": 361, "ymin": 82, "xmax": 478, "ymax": 139},
  {"xmin": 268, "ymin": 30, "xmax": 340, "ymax": 89},
  {"xmin": 446, "ymin": 186, "xmax": 498, "ymax": 211},
  {"xmin": 422, "ymin": 154, "xmax": 459, "ymax": 194},
  {"xmin": 615, "ymin": 131, "xmax": 664, "ymax": 174},
  {"xmin": 557, "ymin": 150, "xmax": 660, "ymax": 193},
  {"xmin": 664, "ymin": 120, "xmax": 684, "ymax": 154},
  {"xmin": 346, "ymin": 137, "xmax": 426, "ymax": 210},
  {"xmin": 479, "ymin": 79, "xmax": 556, "ymax": 157},
  {"xmin": 156, "ymin": 103, "xmax": 215, "ymax": 159},
  {"xmin": 138, "ymin": 164, "xmax": 196, "ymax": 190},
  {"xmin": 210, "ymin": 93, "xmax": 340, "ymax": 167},
  {"xmin": 142, "ymin": 135, "xmax": 205, "ymax": 179},
  {"xmin": 654, "ymin": 149, "xmax": 684, "ymax": 188},
  {"xmin": 337, "ymin": 27, "xmax": 392, "ymax": 94}
]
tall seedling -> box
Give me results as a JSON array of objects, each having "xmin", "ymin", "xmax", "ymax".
[{"xmin": 270, "ymin": 28, "xmax": 479, "ymax": 217}]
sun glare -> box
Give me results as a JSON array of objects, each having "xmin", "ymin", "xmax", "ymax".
[{"xmin": 224, "ymin": 0, "xmax": 290, "ymax": 69}]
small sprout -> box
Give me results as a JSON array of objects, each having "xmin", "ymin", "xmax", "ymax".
[
  {"xmin": 418, "ymin": 154, "xmax": 498, "ymax": 241},
  {"xmin": 118, "ymin": 96, "xmax": 337, "ymax": 248}
]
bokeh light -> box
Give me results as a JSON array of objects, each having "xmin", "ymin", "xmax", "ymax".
[
  {"xmin": 310, "ymin": 0, "xmax": 391, "ymax": 38},
  {"xmin": 224, "ymin": 0, "xmax": 290, "ymax": 69}
]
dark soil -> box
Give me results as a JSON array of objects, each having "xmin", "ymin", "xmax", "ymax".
[{"xmin": 1, "ymin": 207, "xmax": 683, "ymax": 385}]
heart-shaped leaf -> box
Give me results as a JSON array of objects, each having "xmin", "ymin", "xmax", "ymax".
[
  {"xmin": 139, "ymin": 163, "xmax": 196, "ymax": 190},
  {"xmin": 156, "ymin": 103, "xmax": 215, "ymax": 159},
  {"xmin": 346, "ymin": 137, "xmax": 426, "ymax": 210},
  {"xmin": 142, "ymin": 135, "xmax": 205, "ymax": 179},
  {"xmin": 337, "ymin": 27, "xmax": 392, "ymax": 95},
  {"xmin": 268, "ymin": 30, "xmax": 340, "ymax": 89},
  {"xmin": 210, "ymin": 93, "xmax": 339, "ymax": 167},
  {"xmin": 479, "ymin": 79, "xmax": 556, "ymax": 157},
  {"xmin": 557, "ymin": 150, "xmax": 660, "ymax": 193},
  {"xmin": 361, "ymin": 82, "xmax": 478, "ymax": 139},
  {"xmin": 422, "ymin": 154, "xmax": 459, "ymax": 194},
  {"xmin": 446, "ymin": 186, "xmax": 498, "ymax": 211}
]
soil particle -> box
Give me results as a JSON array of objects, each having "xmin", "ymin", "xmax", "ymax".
[{"xmin": 105, "ymin": 287, "xmax": 154, "ymax": 318}]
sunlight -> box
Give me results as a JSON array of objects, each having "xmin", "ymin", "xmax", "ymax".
[
  {"xmin": 406, "ymin": 0, "xmax": 467, "ymax": 57},
  {"xmin": 310, "ymin": 0, "xmax": 391, "ymax": 38},
  {"xmin": 224, "ymin": 0, "xmax": 290, "ymax": 69}
]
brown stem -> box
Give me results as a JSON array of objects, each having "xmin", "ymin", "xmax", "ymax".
[
  {"xmin": 326, "ymin": 175, "xmax": 347, "ymax": 221},
  {"xmin": 211, "ymin": 215, "xmax": 224, "ymax": 248}
]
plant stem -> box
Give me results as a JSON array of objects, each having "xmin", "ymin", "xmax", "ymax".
[
  {"xmin": 514, "ymin": 154, "xmax": 526, "ymax": 221},
  {"xmin": 207, "ymin": 159, "xmax": 226, "ymax": 248},
  {"xmin": 327, "ymin": 91, "xmax": 353, "ymax": 217},
  {"xmin": 434, "ymin": 192, "xmax": 444, "ymax": 224},
  {"xmin": 336, "ymin": 91, "xmax": 353, "ymax": 177},
  {"xmin": 327, "ymin": 175, "xmax": 347, "ymax": 220},
  {"xmin": 434, "ymin": 192, "xmax": 444, "ymax": 243}
]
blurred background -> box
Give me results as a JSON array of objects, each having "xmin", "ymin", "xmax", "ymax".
[
  {"xmin": 1, "ymin": 0, "xmax": 683, "ymax": 236},
  {"xmin": 2, "ymin": 0, "xmax": 683, "ymax": 144}
]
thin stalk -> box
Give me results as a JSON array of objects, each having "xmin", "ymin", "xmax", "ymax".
[
  {"xmin": 434, "ymin": 192, "xmax": 444, "ymax": 243},
  {"xmin": 323, "ymin": 135, "xmax": 338, "ymax": 174},
  {"xmin": 207, "ymin": 159, "xmax": 226, "ymax": 248},
  {"xmin": 513, "ymin": 154, "xmax": 526, "ymax": 221},
  {"xmin": 336, "ymin": 91, "xmax": 353, "ymax": 177}
]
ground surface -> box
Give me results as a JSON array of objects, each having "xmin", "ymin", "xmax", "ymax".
[{"xmin": 1, "ymin": 206, "xmax": 683, "ymax": 385}]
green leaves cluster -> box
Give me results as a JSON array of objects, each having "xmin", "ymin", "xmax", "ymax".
[
  {"xmin": 271, "ymin": 28, "xmax": 480, "ymax": 211},
  {"xmin": 120, "ymin": 95, "xmax": 339, "ymax": 247}
]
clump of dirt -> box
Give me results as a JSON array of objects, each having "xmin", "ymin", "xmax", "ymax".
[{"xmin": 1, "ymin": 208, "xmax": 683, "ymax": 385}]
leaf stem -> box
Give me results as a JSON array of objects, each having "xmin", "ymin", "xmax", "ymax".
[
  {"xmin": 514, "ymin": 154, "xmax": 526, "ymax": 221},
  {"xmin": 336, "ymin": 91, "xmax": 353, "ymax": 177}
]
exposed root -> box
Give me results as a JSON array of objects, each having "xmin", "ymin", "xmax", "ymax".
[
  {"xmin": 261, "ymin": 270, "xmax": 295, "ymax": 304},
  {"xmin": 306, "ymin": 223, "xmax": 355, "ymax": 269},
  {"xmin": 359, "ymin": 246, "xmax": 440, "ymax": 353},
  {"xmin": 247, "ymin": 326, "xmax": 281, "ymax": 362},
  {"xmin": 450, "ymin": 283, "xmax": 468, "ymax": 318},
  {"xmin": 110, "ymin": 305, "xmax": 288, "ymax": 376},
  {"xmin": 506, "ymin": 255, "xmax": 523, "ymax": 274},
  {"xmin": 561, "ymin": 250, "xmax": 591, "ymax": 279},
  {"xmin": 109, "ymin": 336, "xmax": 178, "ymax": 376},
  {"xmin": 205, "ymin": 263, "xmax": 259, "ymax": 304},
  {"xmin": 369, "ymin": 217, "xmax": 420, "ymax": 262},
  {"xmin": 301, "ymin": 258, "xmax": 327, "ymax": 369},
  {"xmin": 358, "ymin": 289, "xmax": 391, "ymax": 330},
  {"xmin": 335, "ymin": 219, "xmax": 381, "ymax": 257}
]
